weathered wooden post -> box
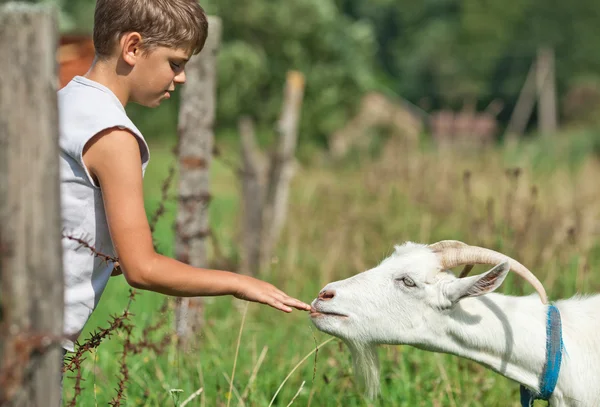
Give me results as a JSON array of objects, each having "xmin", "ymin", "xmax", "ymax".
[
  {"xmin": 239, "ymin": 117, "xmax": 267, "ymax": 276},
  {"xmin": 505, "ymin": 46, "xmax": 558, "ymax": 143},
  {"xmin": 174, "ymin": 16, "xmax": 222, "ymax": 347},
  {"xmin": 536, "ymin": 46, "xmax": 557, "ymax": 136},
  {"xmin": 504, "ymin": 60, "xmax": 537, "ymax": 144},
  {"xmin": 0, "ymin": 3, "xmax": 64, "ymax": 407},
  {"xmin": 239, "ymin": 71, "xmax": 306, "ymax": 276},
  {"xmin": 261, "ymin": 71, "xmax": 305, "ymax": 269}
]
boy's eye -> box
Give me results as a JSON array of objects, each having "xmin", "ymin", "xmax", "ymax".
[{"xmin": 171, "ymin": 62, "xmax": 183, "ymax": 71}]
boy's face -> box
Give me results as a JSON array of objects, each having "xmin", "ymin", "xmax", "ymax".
[{"xmin": 128, "ymin": 45, "xmax": 191, "ymax": 108}]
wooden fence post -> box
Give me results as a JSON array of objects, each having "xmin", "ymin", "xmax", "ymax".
[
  {"xmin": 505, "ymin": 46, "xmax": 558, "ymax": 143},
  {"xmin": 536, "ymin": 46, "xmax": 557, "ymax": 136},
  {"xmin": 239, "ymin": 117, "xmax": 267, "ymax": 276},
  {"xmin": 174, "ymin": 15, "xmax": 222, "ymax": 348},
  {"xmin": 261, "ymin": 71, "xmax": 305, "ymax": 269},
  {"xmin": 505, "ymin": 59, "xmax": 538, "ymax": 143},
  {"xmin": 0, "ymin": 3, "xmax": 64, "ymax": 407},
  {"xmin": 239, "ymin": 71, "xmax": 306, "ymax": 276}
]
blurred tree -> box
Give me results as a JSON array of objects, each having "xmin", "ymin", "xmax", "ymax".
[
  {"xmin": 201, "ymin": 0, "xmax": 379, "ymax": 146},
  {"xmin": 38, "ymin": 0, "xmax": 93, "ymax": 31},
  {"xmin": 463, "ymin": 0, "xmax": 600, "ymax": 124},
  {"xmin": 337, "ymin": 0, "xmax": 468, "ymax": 107},
  {"xmin": 338, "ymin": 0, "xmax": 600, "ymax": 126},
  {"xmin": 38, "ymin": 0, "xmax": 600, "ymax": 142},
  {"xmin": 47, "ymin": 0, "xmax": 379, "ymax": 146}
]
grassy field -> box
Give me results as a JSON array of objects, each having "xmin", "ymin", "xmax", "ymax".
[{"xmin": 62, "ymin": 129, "xmax": 600, "ymax": 406}]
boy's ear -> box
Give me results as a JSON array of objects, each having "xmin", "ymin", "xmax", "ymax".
[
  {"xmin": 121, "ymin": 32, "xmax": 142, "ymax": 65},
  {"xmin": 444, "ymin": 261, "xmax": 510, "ymax": 305}
]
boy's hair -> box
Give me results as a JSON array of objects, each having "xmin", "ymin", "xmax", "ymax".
[{"xmin": 93, "ymin": 0, "xmax": 208, "ymax": 59}]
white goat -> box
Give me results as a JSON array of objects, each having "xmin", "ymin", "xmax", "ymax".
[{"xmin": 310, "ymin": 240, "xmax": 600, "ymax": 406}]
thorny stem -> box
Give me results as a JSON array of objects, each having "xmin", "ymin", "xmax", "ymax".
[
  {"xmin": 62, "ymin": 234, "xmax": 119, "ymax": 264},
  {"xmin": 1, "ymin": 142, "xmax": 224, "ymax": 405},
  {"xmin": 60, "ymin": 156, "xmax": 178, "ymax": 405}
]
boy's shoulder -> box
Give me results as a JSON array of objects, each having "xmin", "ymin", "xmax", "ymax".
[
  {"xmin": 59, "ymin": 76, "xmax": 136, "ymax": 129},
  {"xmin": 58, "ymin": 76, "xmax": 149, "ymax": 165},
  {"xmin": 59, "ymin": 76, "xmax": 122, "ymax": 112}
]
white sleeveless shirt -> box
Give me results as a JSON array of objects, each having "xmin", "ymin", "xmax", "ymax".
[{"xmin": 59, "ymin": 76, "xmax": 150, "ymax": 351}]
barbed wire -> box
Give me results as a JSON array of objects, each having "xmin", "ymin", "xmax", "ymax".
[
  {"xmin": 0, "ymin": 141, "xmax": 241, "ymax": 406},
  {"xmin": 1, "ymin": 148, "xmax": 179, "ymax": 406},
  {"xmin": 63, "ymin": 156, "xmax": 179, "ymax": 406}
]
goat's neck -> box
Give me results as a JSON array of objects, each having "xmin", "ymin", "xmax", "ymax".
[{"xmin": 423, "ymin": 293, "xmax": 549, "ymax": 392}]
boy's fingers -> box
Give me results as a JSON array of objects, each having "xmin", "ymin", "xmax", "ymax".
[
  {"xmin": 263, "ymin": 287, "xmax": 310, "ymax": 312},
  {"xmin": 269, "ymin": 299, "xmax": 292, "ymax": 313},
  {"xmin": 273, "ymin": 287, "xmax": 287, "ymax": 297},
  {"xmin": 271, "ymin": 290, "xmax": 311, "ymax": 311},
  {"xmin": 282, "ymin": 296, "xmax": 311, "ymax": 311}
]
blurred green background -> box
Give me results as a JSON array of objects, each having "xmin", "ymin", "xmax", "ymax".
[
  {"xmin": 42, "ymin": 0, "xmax": 600, "ymax": 149},
  {"xmin": 19, "ymin": 0, "xmax": 599, "ymax": 405}
]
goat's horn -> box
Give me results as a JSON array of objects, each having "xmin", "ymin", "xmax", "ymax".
[{"xmin": 429, "ymin": 240, "xmax": 548, "ymax": 304}]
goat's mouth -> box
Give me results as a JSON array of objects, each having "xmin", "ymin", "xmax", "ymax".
[{"xmin": 309, "ymin": 306, "xmax": 348, "ymax": 319}]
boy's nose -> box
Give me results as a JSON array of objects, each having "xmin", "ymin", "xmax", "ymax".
[{"xmin": 174, "ymin": 71, "xmax": 186, "ymax": 84}]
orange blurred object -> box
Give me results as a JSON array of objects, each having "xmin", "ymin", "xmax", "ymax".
[{"xmin": 58, "ymin": 35, "xmax": 95, "ymax": 89}]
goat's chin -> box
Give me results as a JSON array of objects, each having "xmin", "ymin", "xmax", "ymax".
[
  {"xmin": 346, "ymin": 340, "xmax": 380, "ymax": 399},
  {"xmin": 309, "ymin": 316, "xmax": 345, "ymax": 338}
]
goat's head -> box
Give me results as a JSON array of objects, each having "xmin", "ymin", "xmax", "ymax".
[{"xmin": 309, "ymin": 240, "xmax": 548, "ymax": 398}]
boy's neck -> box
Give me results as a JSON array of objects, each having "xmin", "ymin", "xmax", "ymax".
[{"xmin": 84, "ymin": 57, "xmax": 131, "ymax": 107}]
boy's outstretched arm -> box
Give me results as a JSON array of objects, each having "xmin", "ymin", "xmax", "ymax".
[{"xmin": 83, "ymin": 128, "xmax": 311, "ymax": 313}]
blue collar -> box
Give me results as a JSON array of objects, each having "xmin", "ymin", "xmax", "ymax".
[{"xmin": 520, "ymin": 304, "xmax": 564, "ymax": 406}]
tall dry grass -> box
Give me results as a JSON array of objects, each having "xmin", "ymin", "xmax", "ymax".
[
  {"xmin": 276, "ymin": 136, "xmax": 600, "ymax": 301},
  {"xmin": 64, "ymin": 131, "xmax": 600, "ymax": 406}
]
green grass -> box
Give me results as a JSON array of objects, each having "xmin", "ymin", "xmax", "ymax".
[{"xmin": 62, "ymin": 130, "xmax": 600, "ymax": 406}]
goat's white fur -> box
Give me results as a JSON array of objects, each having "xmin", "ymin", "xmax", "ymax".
[{"xmin": 310, "ymin": 242, "xmax": 600, "ymax": 406}]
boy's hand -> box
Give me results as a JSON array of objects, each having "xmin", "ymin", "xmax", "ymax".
[{"xmin": 233, "ymin": 275, "xmax": 311, "ymax": 313}]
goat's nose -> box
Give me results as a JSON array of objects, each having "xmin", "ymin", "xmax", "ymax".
[{"xmin": 318, "ymin": 289, "xmax": 336, "ymax": 301}]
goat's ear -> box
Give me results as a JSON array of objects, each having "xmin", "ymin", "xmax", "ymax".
[{"xmin": 444, "ymin": 261, "xmax": 510, "ymax": 305}]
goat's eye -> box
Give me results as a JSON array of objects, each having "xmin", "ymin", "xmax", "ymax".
[{"xmin": 396, "ymin": 276, "xmax": 416, "ymax": 288}]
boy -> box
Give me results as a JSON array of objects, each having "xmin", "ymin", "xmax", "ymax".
[{"xmin": 59, "ymin": 0, "xmax": 311, "ymax": 353}]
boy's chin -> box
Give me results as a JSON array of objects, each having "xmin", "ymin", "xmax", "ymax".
[
  {"xmin": 130, "ymin": 92, "xmax": 170, "ymax": 108},
  {"xmin": 134, "ymin": 98, "xmax": 163, "ymax": 108}
]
